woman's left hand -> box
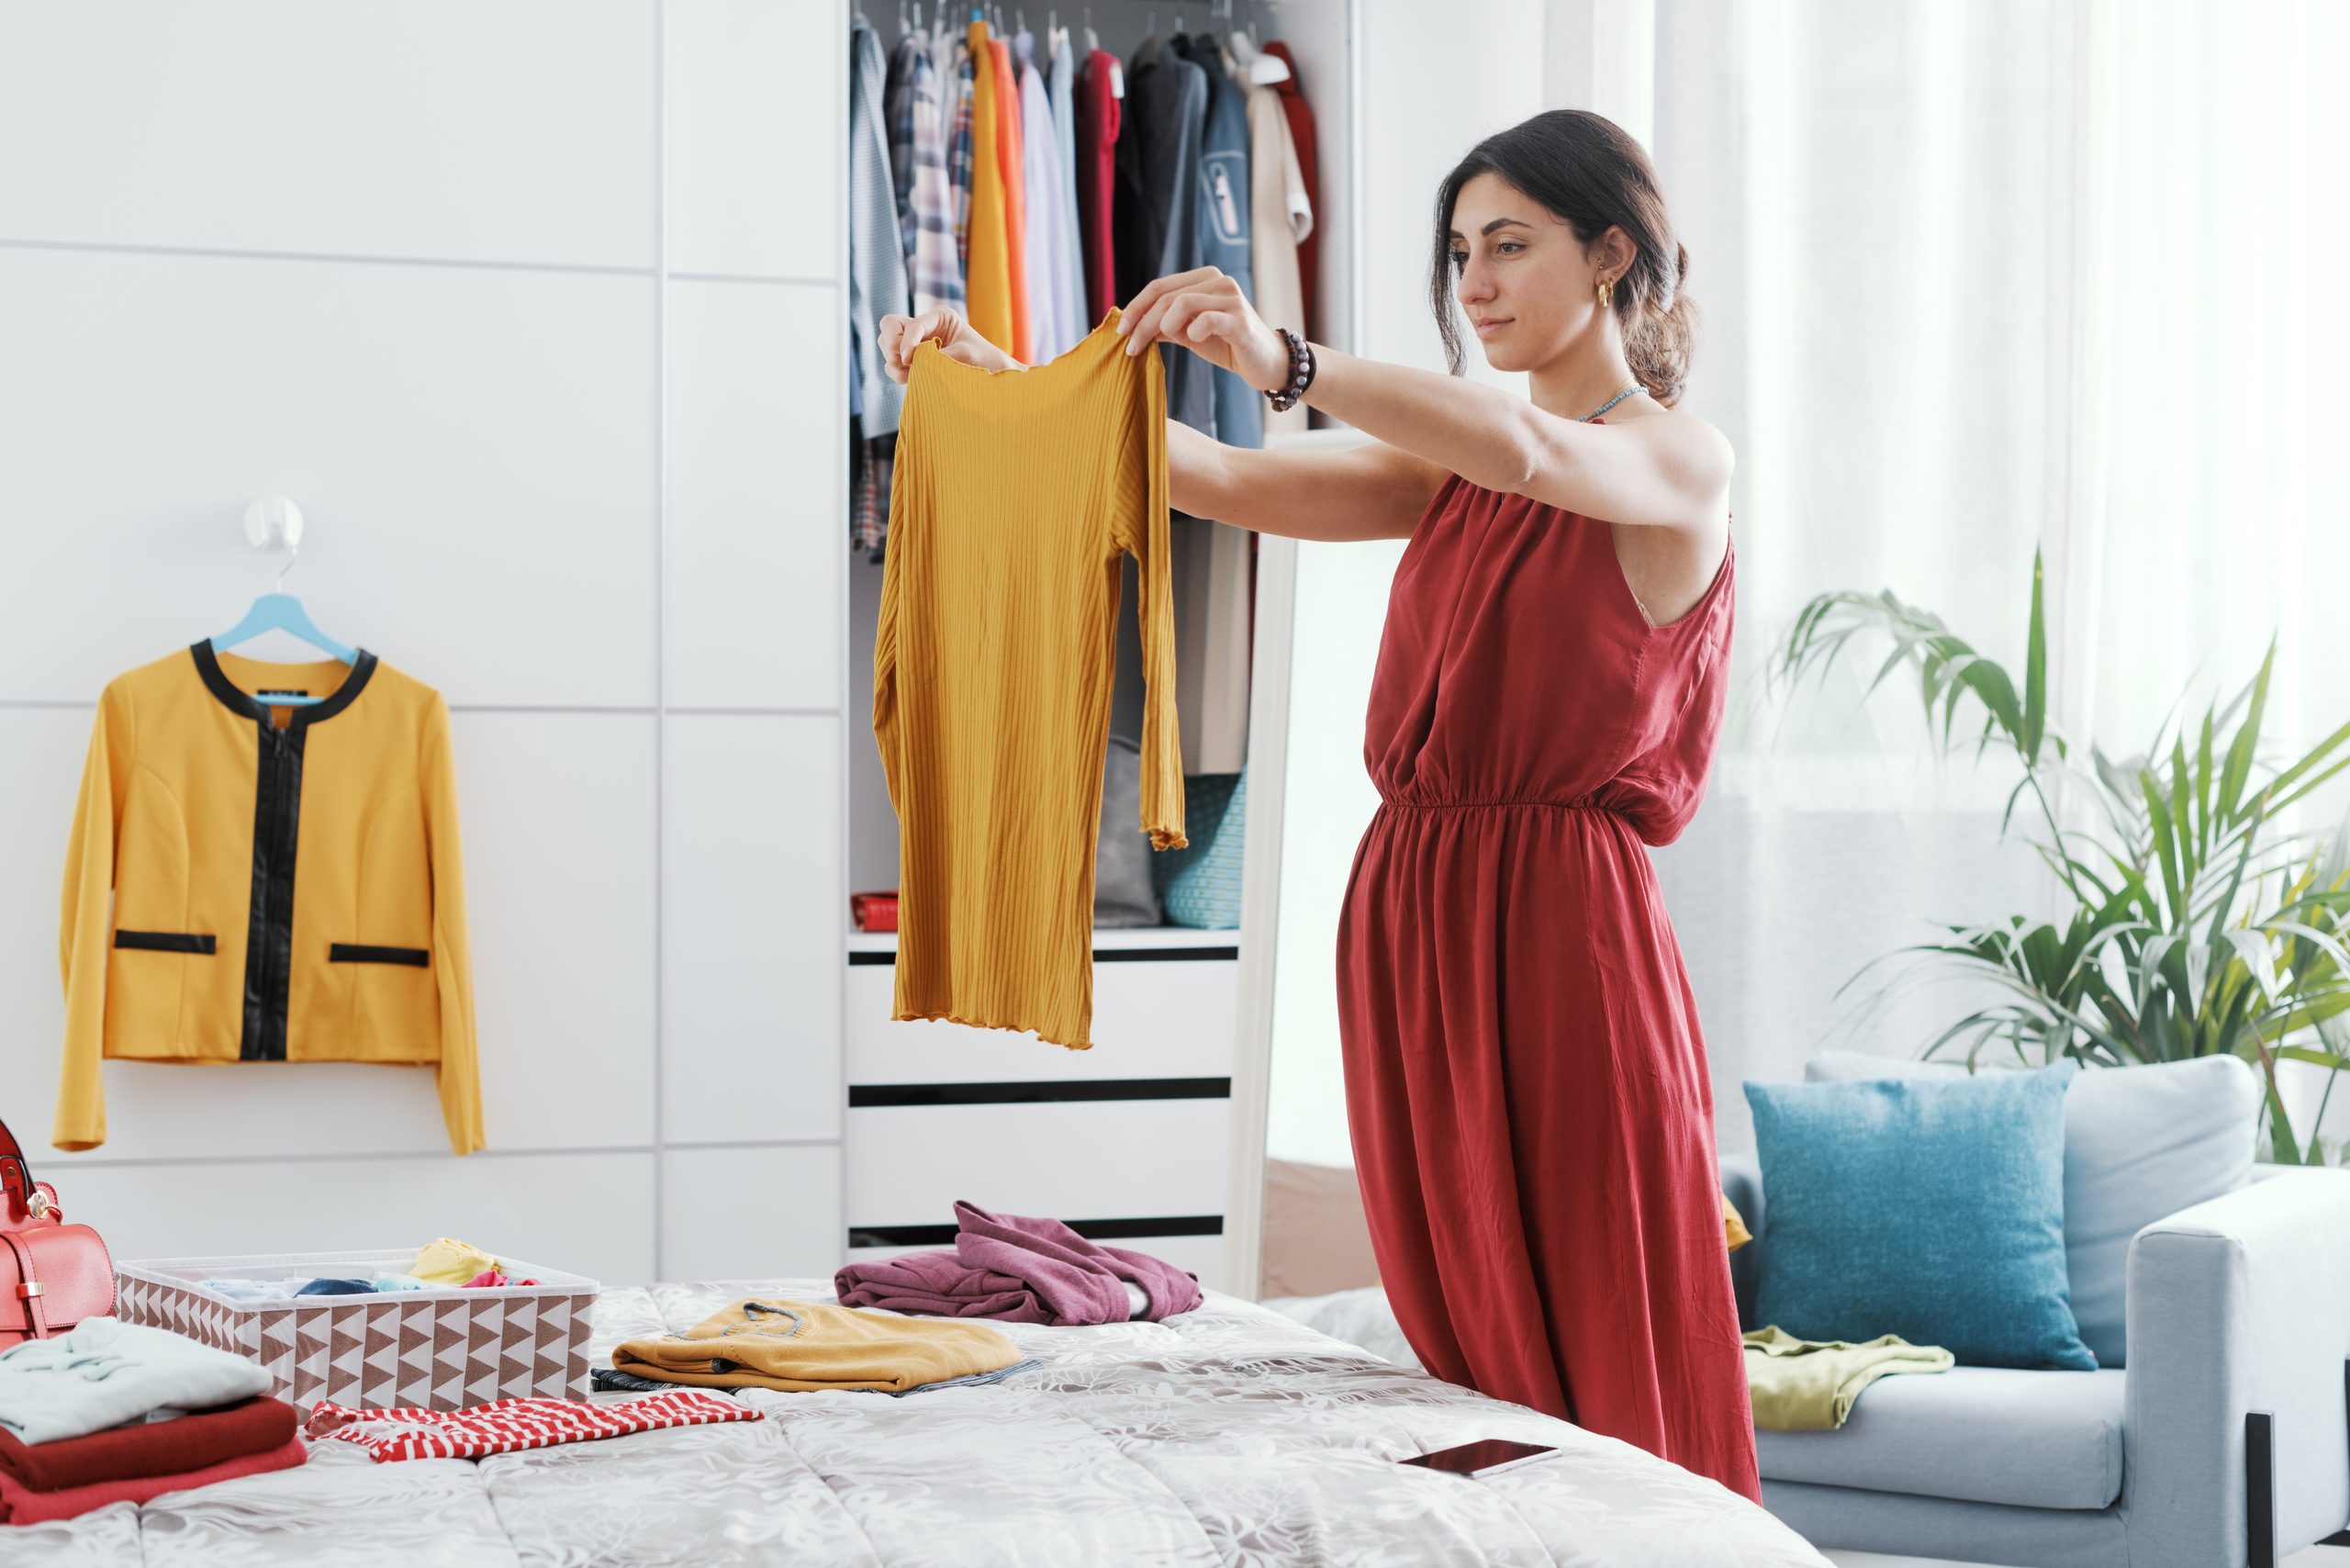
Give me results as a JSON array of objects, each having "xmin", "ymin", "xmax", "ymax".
[{"xmin": 1118, "ymin": 267, "xmax": 1291, "ymax": 391}]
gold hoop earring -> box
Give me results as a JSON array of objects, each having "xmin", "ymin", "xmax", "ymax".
[{"xmin": 1597, "ymin": 279, "xmax": 1614, "ymax": 309}]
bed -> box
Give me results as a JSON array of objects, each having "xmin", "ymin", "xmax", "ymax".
[{"xmin": 7, "ymin": 1278, "xmax": 1829, "ymax": 1565}]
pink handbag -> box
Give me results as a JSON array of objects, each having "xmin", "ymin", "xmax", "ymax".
[{"xmin": 0, "ymin": 1112, "xmax": 116, "ymax": 1346}]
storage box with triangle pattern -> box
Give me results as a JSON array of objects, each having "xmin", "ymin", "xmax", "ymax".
[{"xmin": 115, "ymin": 1249, "xmax": 599, "ymax": 1412}]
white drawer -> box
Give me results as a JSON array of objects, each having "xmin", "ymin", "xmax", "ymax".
[
  {"xmin": 845, "ymin": 950, "xmax": 1239, "ymax": 1084},
  {"xmin": 845, "ymin": 1097, "xmax": 1229, "ymax": 1234}
]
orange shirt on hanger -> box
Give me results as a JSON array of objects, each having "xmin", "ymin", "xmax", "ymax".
[
  {"xmin": 961, "ymin": 18, "xmax": 1013, "ymax": 353},
  {"xmin": 989, "ymin": 37, "xmax": 1033, "ymax": 364}
]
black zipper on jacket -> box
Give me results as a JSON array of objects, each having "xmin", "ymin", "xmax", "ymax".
[
  {"xmin": 190, "ymin": 642, "xmax": 378, "ymax": 1065},
  {"xmin": 239, "ymin": 718, "xmax": 307, "ymax": 1062}
]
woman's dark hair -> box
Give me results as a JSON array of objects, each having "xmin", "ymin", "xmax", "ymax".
[{"xmin": 1429, "ymin": 109, "xmax": 1696, "ymax": 407}]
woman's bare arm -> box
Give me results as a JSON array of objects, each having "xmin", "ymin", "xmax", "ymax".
[
  {"xmin": 1168, "ymin": 420, "xmax": 1450, "ymax": 542},
  {"xmin": 1121, "ymin": 269, "xmax": 1732, "ymax": 530},
  {"xmin": 1297, "ymin": 342, "xmax": 1731, "ymax": 529}
]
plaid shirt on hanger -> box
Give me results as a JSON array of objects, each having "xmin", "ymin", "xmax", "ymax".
[
  {"xmin": 908, "ymin": 39, "xmax": 963, "ymax": 312},
  {"xmin": 885, "ymin": 31, "xmax": 922, "ymax": 263},
  {"xmin": 855, "ymin": 433, "xmax": 896, "ymax": 563},
  {"xmin": 950, "ymin": 43, "xmax": 975, "ymax": 277}
]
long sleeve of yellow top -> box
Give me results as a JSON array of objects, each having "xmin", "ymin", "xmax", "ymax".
[
  {"xmin": 873, "ymin": 307, "xmax": 1186, "ymax": 1051},
  {"xmin": 56, "ymin": 644, "xmax": 485, "ymax": 1155}
]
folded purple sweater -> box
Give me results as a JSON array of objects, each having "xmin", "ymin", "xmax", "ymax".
[{"xmin": 833, "ymin": 1201, "xmax": 1203, "ymax": 1326}]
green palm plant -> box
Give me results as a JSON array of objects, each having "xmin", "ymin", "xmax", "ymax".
[{"xmin": 1764, "ymin": 548, "xmax": 2350, "ymax": 1162}]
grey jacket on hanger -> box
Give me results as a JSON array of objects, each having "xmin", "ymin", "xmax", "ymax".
[
  {"xmin": 1115, "ymin": 38, "xmax": 1214, "ymax": 435},
  {"xmin": 1174, "ymin": 32, "xmax": 1260, "ymax": 451}
]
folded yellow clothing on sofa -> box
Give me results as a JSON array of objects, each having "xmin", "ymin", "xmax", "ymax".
[
  {"xmin": 1742, "ymin": 1324, "xmax": 1953, "ymax": 1431},
  {"xmin": 614, "ymin": 1298, "xmax": 1024, "ymax": 1394}
]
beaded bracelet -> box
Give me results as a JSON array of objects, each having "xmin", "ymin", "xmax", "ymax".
[{"xmin": 1265, "ymin": 326, "xmax": 1316, "ymax": 412}]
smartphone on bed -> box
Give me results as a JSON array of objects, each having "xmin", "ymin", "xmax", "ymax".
[{"xmin": 1398, "ymin": 1438, "xmax": 1559, "ymax": 1479}]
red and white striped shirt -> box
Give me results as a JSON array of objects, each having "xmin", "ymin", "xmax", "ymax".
[{"xmin": 306, "ymin": 1390, "xmax": 761, "ymax": 1462}]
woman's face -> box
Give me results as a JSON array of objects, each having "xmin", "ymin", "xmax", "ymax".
[{"xmin": 1446, "ymin": 171, "xmax": 1617, "ymax": 374}]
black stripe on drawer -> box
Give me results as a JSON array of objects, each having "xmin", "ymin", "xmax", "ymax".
[
  {"xmin": 113, "ymin": 930, "xmax": 216, "ymax": 954},
  {"xmin": 329, "ymin": 944, "xmax": 431, "ymax": 967},
  {"xmin": 849, "ymin": 1215, "xmax": 1224, "ymax": 1249},
  {"xmin": 849, "ymin": 1077, "xmax": 1231, "ymax": 1108},
  {"xmin": 848, "ymin": 945, "xmax": 1238, "ymax": 966}
]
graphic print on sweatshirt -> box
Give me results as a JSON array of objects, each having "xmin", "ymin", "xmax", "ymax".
[{"xmin": 1203, "ymin": 151, "xmax": 1247, "ymax": 245}]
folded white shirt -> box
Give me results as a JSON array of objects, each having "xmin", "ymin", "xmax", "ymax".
[{"xmin": 0, "ymin": 1316, "xmax": 274, "ymax": 1444}]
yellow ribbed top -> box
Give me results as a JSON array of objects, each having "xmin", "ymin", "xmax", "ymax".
[{"xmin": 874, "ymin": 307, "xmax": 1187, "ymax": 1051}]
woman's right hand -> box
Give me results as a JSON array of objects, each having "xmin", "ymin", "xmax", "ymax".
[{"xmin": 879, "ymin": 307, "xmax": 1023, "ymax": 382}]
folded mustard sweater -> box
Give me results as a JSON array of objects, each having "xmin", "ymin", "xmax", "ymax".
[{"xmin": 613, "ymin": 1298, "xmax": 1023, "ymax": 1394}]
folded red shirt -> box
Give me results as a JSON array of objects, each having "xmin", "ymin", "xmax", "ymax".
[
  {"xmin": 0, "ymin": 1434, "xmax": 307, "ymax": 1526},
  {"xmin": 0, "ymin": 1397, "xmax": 297, "ymax": 1494}
]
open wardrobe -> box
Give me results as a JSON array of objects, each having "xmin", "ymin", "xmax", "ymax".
[{"xmin": 839, "ymin": 0, "xmax": 1354, "ymax": 1301}]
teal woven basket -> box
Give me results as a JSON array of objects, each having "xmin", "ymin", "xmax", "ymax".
[{"xmin": 1153, "ymin": 768, "xmax": 1247, "ymax": 929}]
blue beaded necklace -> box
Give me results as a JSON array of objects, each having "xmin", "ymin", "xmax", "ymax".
[{"xmin": 1583, "ymin": 384, "xmax": 1644, "ymax": 421}]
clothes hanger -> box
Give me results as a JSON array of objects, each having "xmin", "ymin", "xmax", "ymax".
[
  {"xmin": 1228, "ymin": 0, "xmax": 1287, "ymax": 81},
  {"xmin": 212, "ymin": 497, "xmax": 356, "ymax": 703}
]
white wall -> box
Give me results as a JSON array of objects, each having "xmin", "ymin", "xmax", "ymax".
[{"xmin": 0, "ymin": 1, "xmax": 847, "ymax": 1289}]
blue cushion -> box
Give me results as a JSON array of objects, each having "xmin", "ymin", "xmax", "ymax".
[
  {"xmin": 1743, "ymin": 1058, "xmax": 2097, "ymax": 1370},
  {"xmin": 1802, "ymin": 1049, "xmax": 2261, "ymax": 1366}
]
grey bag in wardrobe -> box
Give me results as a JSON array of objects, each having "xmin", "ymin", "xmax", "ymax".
[{"xmin": 1093, "ymin": 734, "xmax": 1163, "ymax": 927}]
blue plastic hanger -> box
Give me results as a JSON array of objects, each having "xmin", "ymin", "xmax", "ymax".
[{"xmin": 211, "ymin": 502, "xmax": 355, "ymax": 705}]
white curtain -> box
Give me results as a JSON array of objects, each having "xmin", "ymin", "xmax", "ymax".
[
  {"xmin": 1649, "ymin": 0, "xmax": 2350, "ymax": 1150},
  {"xmin": 1260, "ymin": 0, "xmax": 2350, "ymax": 1171}
]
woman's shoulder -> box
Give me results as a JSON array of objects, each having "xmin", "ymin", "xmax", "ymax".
[
  {"xmin": 1604, "ymin": 401, "xmax": 1734, "ymax": 523},
  {"xmin": 1606, "ymin": 399, "xmax": 1731, "ymax": 457}
]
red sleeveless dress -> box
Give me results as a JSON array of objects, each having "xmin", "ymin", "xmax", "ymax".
[{"xmin": 1333, "ymin": 429, "xmax": 1756, "ymax": 1503}]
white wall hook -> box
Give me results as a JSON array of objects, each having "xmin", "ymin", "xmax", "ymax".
[
  {"xmin": 242, "ymin": 494, "xmax": 304, "ymax": 553},
  {"xmin": 242, "ymin": 495, "xmax": 305, "ymax": 588}
]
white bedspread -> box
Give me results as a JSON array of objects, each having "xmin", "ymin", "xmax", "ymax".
[
  {"xmin": 1261, "ymin": 1284, "xmax": 1428, "ymax": 1374},
  {"xmin": 7, "ymin": 1278, "xmax": 1828, "ymax": 1566}
]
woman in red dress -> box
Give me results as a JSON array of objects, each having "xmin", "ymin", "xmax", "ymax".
[{"xmin": 879, "ymin": 109, "xmax": 1755, "ymax": 1503}]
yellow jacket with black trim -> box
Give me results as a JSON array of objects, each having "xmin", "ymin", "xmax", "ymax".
[{"xmin": 56, "ymin": 642, "xmax": 484, "ymax": 1155}]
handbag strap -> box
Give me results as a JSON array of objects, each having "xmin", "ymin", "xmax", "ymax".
[
  {"xmin": 0, "ymin": 1231, "xmax": 52, "ymax": 1338},
  {"xmin": 0, "ymin": 1114, "xmax": 39, "ymax": 1224}
]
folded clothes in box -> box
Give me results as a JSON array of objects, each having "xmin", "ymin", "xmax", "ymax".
[{"xmin": 116, "ymin": 1249, "xmax": 599, "ymax": 1414}]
